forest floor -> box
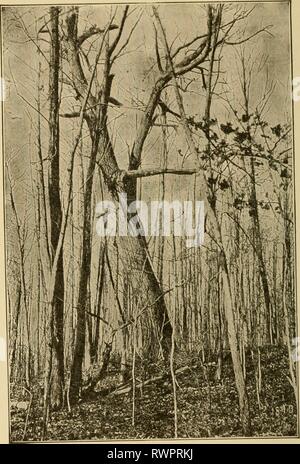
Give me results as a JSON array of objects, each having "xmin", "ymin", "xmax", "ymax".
[{"xmin": 10, "ymin": 346, "xmax": 297, "ymax": 441}]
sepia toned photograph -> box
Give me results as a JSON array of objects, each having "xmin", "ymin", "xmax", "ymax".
[{"xmin": 0, "ymin": 1, "xmax": 298, "ymax": 442}]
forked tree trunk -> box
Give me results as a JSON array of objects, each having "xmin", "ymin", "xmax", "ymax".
[{"xmin": 66, "ymin": 12, "xmax": 172, "ymax": 403}]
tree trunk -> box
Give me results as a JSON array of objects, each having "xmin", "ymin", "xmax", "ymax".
[
  {"xmin": 65, "ymin": 14, "xmax": 173, "ymax": 402},
  {"xmin": 69, "ymin": 138, "xmax": 97, "ymax": 404},
  {"xmin": 248, "ymin": 156, "xmax": 273, "ymax": 344},
  {"xmin": 47, "ymin": 6, "xmax": 64, "ymax": 409},
  {"xmin": 90, "ymin": 245, "xmax": 106, "ymax": 364},
  {"xmin": 9, "ymin": 281, "xmax": 21, "ymax": 378}
]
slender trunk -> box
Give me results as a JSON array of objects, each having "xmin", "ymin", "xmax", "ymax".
[
  {"xmin": 158, "ymin": 110, "xmax": 167, "ymax": 284},
  {"xmin": 90, "ymin": 245, "xmax": 106, "ymax": 364},
  {"xmin": 248, "ymin": 156, "xmax": 273, "ymax": 344},
  {"xmin": 47, "ymin": 6, "xmax": 64, "ymax": 409},
  {"xmin": 7, "ymin": 172, "xmax": 31, "ymax": 387},
  {"xmin": 9, "ymin": 281, "xmax": 21, "ymax": 378},
  {"xmin": 69, "ymin": 144, "xmax": 96, "ymax": 403},
  {"xmin": 239, "ymin": 56, "xmax": 274, "ymax": 345}
]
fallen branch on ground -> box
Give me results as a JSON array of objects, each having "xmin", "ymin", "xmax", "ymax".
[{"xmin": 109, "ymin": 364, "xmax": 198, "ymax": 396}]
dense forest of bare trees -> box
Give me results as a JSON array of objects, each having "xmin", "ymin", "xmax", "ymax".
[{"xmin": 2, "ymin": 3, "xmax": 298, "ymax": 440}]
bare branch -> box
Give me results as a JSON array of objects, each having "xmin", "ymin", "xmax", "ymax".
[
  {"xmin": 78, "ymin": 23, "xmax": 118, "ymax": 46},
  {"xmin": 112, "ymin": 11, "xmax": 143, "ymax": 64},
  {"xmin": 123, "ymin": 167, "xmax": 198, "ymax": 179},
  {"xmin": 130, "ymin": 7, "xmax": 213, "ymax": 169},
  {"xmin": 154, "ymin": 24, "xmax": 163, "ymax": 73},
  {"xmin": 60, "ymin": 111, "xmax": 81, "ymax": 118},
  {"xmin": 108, "ymin": 6, "xmax": 129, "ymax": 56},
  {"xmin": 171, "ymin": 32, "xmax": 209, "ymax": 59},
  {"xmin": 224, "ymin": 26, "xmax": 273, "ymax": 46}
]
